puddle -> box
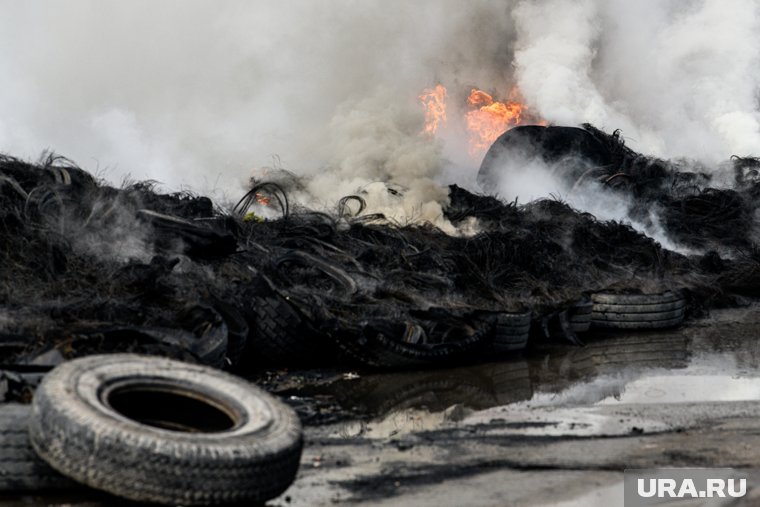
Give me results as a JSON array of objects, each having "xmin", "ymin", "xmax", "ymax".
[
  {"xmin": 597, "ymin": 374, "xmax": 760, "ymax": 405},
  {"xmin": 299, "ymin": 308, "xmax": 760, "ymax": 439},
  {"xmin": 9, "ymin": 307, "xmax": 760, "ymax": 507}
]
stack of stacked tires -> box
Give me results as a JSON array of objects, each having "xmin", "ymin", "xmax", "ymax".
[
  {"xmin": 590, "ymin": 291, "xmax": 686, "ymax": 330},
  {"xmin": 569, "ymin": 299, "xmax": 593, "ymax": 333},
  {"xmin": 492, "ymin": 310, "xmax": 532, "ymax": 353}
]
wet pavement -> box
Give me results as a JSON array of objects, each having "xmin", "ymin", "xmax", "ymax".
[
  {"xmin": 274, "ymin": 303, "xmax": 760, "ymax": 506},
  {"xmin": 5, "ymin": 304, "xmax": 760, "ymax": 506}
]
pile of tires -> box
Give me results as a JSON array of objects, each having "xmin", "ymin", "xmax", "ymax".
[
  {"xmin": 591, "ymin": 291, "xmax": 686, "ymax": 330},
  {"xmin": 3, "ymin": 354, "xmax": 303, "ymax": 506},
  {"xmin": 569, "ymin": 299, "xmax": 593, "ymax": 333},
  {"xmin": 492, "ymin": 310, "xmax": 532, "ymax": 352}
]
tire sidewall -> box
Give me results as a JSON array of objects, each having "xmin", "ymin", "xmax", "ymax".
[{"xmin": 29, "ymin": 354, "xmax": 302, "ymax": 504}]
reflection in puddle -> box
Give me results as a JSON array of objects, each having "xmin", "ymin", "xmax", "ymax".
[{"xmin": 302, "ymin": 311, "xmax": 760, "ymax": 438}]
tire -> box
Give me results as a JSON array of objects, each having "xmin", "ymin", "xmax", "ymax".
[
  {"xmin": 569, "ymin": 300, "xmax": 592, "ymax": 333},
  {"xmin": 248, "ymin": 293, "xmax": 321, "ymax": 366},
  {"xmin": 492, "ymin": 311, "xmax": 531, "ymax": 352},
  {"xmin": 590, "ymin": 291, "xmax": 686, "ymax": 330},
  {"xmin": 591, "ymin": 299, "xmax": 686, "ymax": 313},
  {"xmin": 591, "ymin": 291, "xmax": 683, "ymax": 305},
  {"xmin": 29, "ymin": 354, "xmax": 303, "ymax": 506},
  {"xmin": 0, "ymin": 404, "xmax": 74, "ymax": 492},
  {"xmin": 591, "ymin": 308, "xmax": 685, "ymax": 322},
  {"xmin": 211, "ymin": 300, "xmax": 249, "ymax": 367},
  {"xmin": 179, "ymin": 304, "xmax": 230, "ymax": 369},
  {"xmin": 477, "ymin": 126, "xmax": 611, "ymax": 191}
]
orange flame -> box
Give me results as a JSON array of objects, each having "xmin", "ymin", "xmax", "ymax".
[
  {"xmin": 465, "ymin": 87, "xmax": 533, "ymax": 155},
  {"xmin": 255, "ymin": 192, "xmax": 271, "ymax": 206},
  {"xmin": 418, "ymin": 84, "xmax": 544, "ymax": 157},
  {"xmin": 419, "ymin": 84, "xmax": 447, "ymax": 136}
]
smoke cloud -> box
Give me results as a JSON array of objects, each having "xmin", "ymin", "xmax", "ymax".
[
  {"xmin": 0, "ymin": 0, "xmax": 758, "ymax": 228},
  {"xmin": 513, "ymin": 0, "xmax": 760, "ymax": 161}
]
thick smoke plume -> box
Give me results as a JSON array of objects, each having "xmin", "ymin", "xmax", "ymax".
[
  {"xmin": 513, "ymin": 0, "xmax": 760, "ymax": 161},
  {"xmin": 0, "ymin": 0, "xmax": 758, "ymax": 228}
]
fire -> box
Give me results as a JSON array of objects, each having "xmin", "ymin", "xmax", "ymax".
[
  {"xmin": 418, "ymin": 84, "xmax": 543, "ymax": 156},
  {"xmin": 255, "ymin": 192, "xmax": 270, "ymax": 206},
  {"xmin": 465, "ymin": 87, "xmax": 532, "ymax": 155},
  {"xmin": 419, "ymin": 84, "xmax": 447, "ymax": 136}
]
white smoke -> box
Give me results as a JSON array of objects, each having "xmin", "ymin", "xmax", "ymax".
[
  {"xmin": 0, "ymin": 2, "xmax": 474, "ymax": 184},
  {"xmin": 513, "ymin": 0, "xmax": 760, "ymax": 161},
  {"xmin": 0, "ymin": 0, "xmax": 758, "ymax": 233},
  {"xmin": 301, "ymin": 90, "xmax": 453, "ymax": 230},
  {"xmin": 495, "ymin": 0, "xmax": 760, "ymax": 250},
  {"xmin": 484, "ymin": 152, "xmax": 690, "ymax": 253}
]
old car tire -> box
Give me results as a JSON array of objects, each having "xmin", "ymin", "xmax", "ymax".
[
  {"xmin": 569, "ymin": 300, "xmax": 593, "ymax": 333},
  {"xmin": 211, "ymin": 300, "xmax": 249, "ymax": 367},
  {"xmin": 29, "ymin": 354, "xmax": 303, "ymax": 506},
  {"xmin": 492, "ymin": 311, "xmax": 531, "ymax": 352},
  {"xmin": 0, "ymin": 404, "xmax": 73, "ymax": 492},
  {"xmin": 248, "ymin": 292, "xmax": 326, "ymax": 366},
  {"xmin": 179, "ymin": 304, "xmax": 230, "ymax": 369},
  {"xmin": 591, "ymin": 299, "xmax": 686, "ymax": 314},
  {"xmin": 591, "ymin": 291, "xmax": 686, "ymax": 330}
]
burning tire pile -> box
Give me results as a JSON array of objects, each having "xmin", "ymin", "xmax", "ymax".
[
  {"xmin": 1, "ymin": 126, "xmax": 760, "ymax": 377},
  {"xmin": 2, "ymin": 124, "xmax": 760, "ymax": 504}
]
